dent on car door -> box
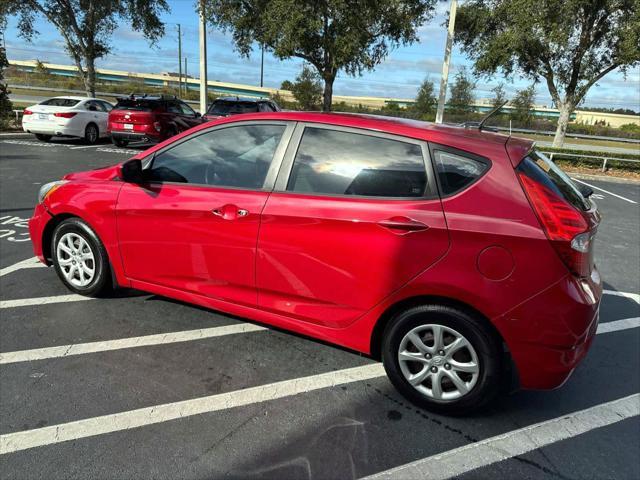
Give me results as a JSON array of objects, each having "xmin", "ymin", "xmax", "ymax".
[
  {"xmin": 115, "ymin": 121, "xmax": 294, "ymax": 305},
  {"xmin": 256, "ymin": 125, "xmax": 450, "ymax": 328}
]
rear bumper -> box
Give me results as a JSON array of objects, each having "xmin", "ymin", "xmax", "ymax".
[
  {"xmin": 23, "ymin": 120, "xmax": 83, "ymax": 138},
  {"xmin": 28, "ymin": 203, "xmax": 52, "ymax": 265},
  {"xmin": 494, "ymin": 269, "xmax": 602, "ymax": 390},
  {"xmin": 111, "ymin": 131, "xmax": 161, "ymax": 143}
]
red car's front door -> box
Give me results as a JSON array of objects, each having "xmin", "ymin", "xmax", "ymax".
[
  {"xmin": 256, "ymin": 125, "xmax": 450, "ymax": 328},
  {"xmin": 116, "ymin": 121, "xmax": 291, "ymax": 306}
]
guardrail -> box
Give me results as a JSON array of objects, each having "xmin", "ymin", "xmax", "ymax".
[
  {"xmin": 497, "ymin": 126, "xmax": 639, "ymax": 144},
  {"xmin": 542, "ymin": 151, "xmax": 640, "ymax": 172}
]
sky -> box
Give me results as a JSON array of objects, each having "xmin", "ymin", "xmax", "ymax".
[{"xmin": 3, "ymin": 0, "xmax": 640, "ymax": 110}]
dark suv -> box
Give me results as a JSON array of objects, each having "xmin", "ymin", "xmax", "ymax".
[
  {"xmin": 108, "ymin": 95, "xmax": 204, "ymax": 147},
  {"xmin": 203, "ymin": 96, "xmax": 281, "ymax": 121}
]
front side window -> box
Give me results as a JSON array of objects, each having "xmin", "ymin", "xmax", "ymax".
[
  {"xmin": 433, "ymin": 149, "xmax": 489, "ymax": 195},
  {"xmin": 146, "ymin": 124, "xmax": 286, "ymax": 189},
  {"xmin": 179, "ymin": 102, "xmax": 196, "ymax": 117},
  {"xmin": 286, "ymin": 127, "xmax": 427, "ymax": 198}
]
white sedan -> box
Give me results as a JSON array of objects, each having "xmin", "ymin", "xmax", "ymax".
[{"xmin": 22, "ymin": 96, "xmax": 114, "ymax": 144}]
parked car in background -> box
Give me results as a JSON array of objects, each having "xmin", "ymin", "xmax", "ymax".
[
  {"xmin": 22, "ymin": 96, "xmax": 113, "ymax": 144},
  {"xmin": 203, "ymin": 96, "xmax": 281, "ymax": 121},
  {"xmin": 29, "ymin": 112, "xmax": 602, "ymax": 415},
  {"xmin": 108, "ymin": 94, "xmax": 203, "ymax": 147}
]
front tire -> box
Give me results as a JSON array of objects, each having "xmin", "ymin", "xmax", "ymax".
[
  {"xmin": 35, "ymin": 134, "xmax": 52, "ymax": 142},
  {"xmin": 84, "ymin": 123, "xmax": 99, "ymax": 144},
  {"xmin": 51, "ymin": 218, "xmax": 112, "ymax": 297},
  {"xmin": 382, "ymin": 304, "xmax": 502, "ymax": 415},
  {"xmin": 111, "ymin": 137, "xmax": 129, "ymax": 148}
]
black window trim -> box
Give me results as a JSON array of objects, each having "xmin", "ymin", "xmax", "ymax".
[
  {"xmin": 138, "ymin": 120, "xmax": 296, "ymax": 192},
  {"xmin": 273, "ymin": 122, "xmax": 439, "ymax": 201},
  {"xmin": 427, "ymin": 143, "xmax": 492, "ymax": 198}
]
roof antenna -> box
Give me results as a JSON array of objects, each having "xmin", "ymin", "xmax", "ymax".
[{"xmin": 477, "ymin": 100, "xmax": 508, "ymax": 131}]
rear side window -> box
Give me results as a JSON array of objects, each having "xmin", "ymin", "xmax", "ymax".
[
  {"xmin": 114, "ymin": 99, "xmax": 161, "ymax": 112},
  {"xmin": 518, "ymin": 150, "xmax": 590, "ymax": 211},
  {"xmin": 40, "ymin": 98, "xmax": 80, "ymax": 107},
  {"xmin": 287, "ymin": 127, "xmax": 427, "ymax": 198},
  {"xmin": 433, "ymin": 149, "xmax": 489, "ymax": 195}
]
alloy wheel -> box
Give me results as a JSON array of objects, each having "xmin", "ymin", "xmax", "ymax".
[
  {"xmin": 56, "ymin": 232, "xmax": 96, "ymax": 287},
  {"xmin": 397, "ymin": 324, "xmax": 480, "ymax": 402}
]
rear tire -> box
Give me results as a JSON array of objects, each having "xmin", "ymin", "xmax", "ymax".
[
  {"xmin": 84, "ymin": 123, "xmax": 99, "ymax": 144},
  {"xmin": 35, "ymin": 134, "xmax": 52, "ymax": 142},
  {"xmin": 111, "ymin": 137, "xmax": 129, "ymax": 148},
  {"xmin": 382, "ymin": 304, "xmax": 502, "ymax": 415},
  {"xmin": 51, "ymin": 218, "xmax": 112, "ymax": 297}
]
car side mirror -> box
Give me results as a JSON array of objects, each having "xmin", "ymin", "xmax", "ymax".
[
  {"xmin": 120, "ymin": 159, "xmax": 143, "ymax": 183},
  {"xmin": 195, "ymin": 112, "xmax": 201, "ymax": 118}
]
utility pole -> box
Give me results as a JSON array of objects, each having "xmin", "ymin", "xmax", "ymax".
[
  {"xmin": 177, "ymin": 24, "xmax": 182, "ymax": 98},
  {"xmin": 435, "ymin": 0, "xmax": 457, "ymax": 124},
  {"xmin": 260, "ymin": 43, "xmax": 264, "ymax": 88},
  {"xmin": 199, "ymin": 0, "xmax": 208, "ymax": 114},
  {"xmin": 184, "ymin": 57, "xmax": 188, "ymax": 95}
]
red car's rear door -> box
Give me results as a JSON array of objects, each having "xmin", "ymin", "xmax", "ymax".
[
  {"xmin": 116, "ymin": 121, "xmax": 293, "ymax": 306},
  {"xmin": 256, "ymin": 124, "xmax": 449, "ymax": 327}
]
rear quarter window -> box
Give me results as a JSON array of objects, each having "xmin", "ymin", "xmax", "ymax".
[{"xmin": 432, "ymin": 149, "xmax": 489, "ymax": 196}]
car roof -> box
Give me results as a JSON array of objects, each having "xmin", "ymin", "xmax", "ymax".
[
  {"xmin": 48, "ymin": 96, "xmax": 90, "ymax": 101},
  {"xmin": 210, "ymin": 111, "xmax": 532, "ymax": 151},
  {"xmin": 214, "ymin": 96, "xmax": 269, "ymax": 103}
]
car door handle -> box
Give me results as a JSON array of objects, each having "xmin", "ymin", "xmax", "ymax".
[
  {"xmin": 378, "ymin": 217, "xmax": 429, "ymax": 234},
  {"xmin": 212, "ymin": 205, "xmax": 249, "ymax": 220}
]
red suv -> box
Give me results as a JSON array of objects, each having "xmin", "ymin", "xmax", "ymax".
[
  {"xmin": 108, "ymin": 94, "xmax": 203, "ymax": 147},
  {"xmin": 29, "ymin": 112, "xmax": 602, "ymax": 414}
]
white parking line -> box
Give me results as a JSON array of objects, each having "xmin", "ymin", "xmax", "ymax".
[
  {"xmin": 0, "ymin": 257, "xmax": 46, "ymax": 277},
  {"xmin": 572, "ymin": 178, "xmax": 638, "ymax": 204},
  {"xmin": 604, "ymin": 289, "xmax": 640, "ymax": 303},
  {"xmin": 362, "ymin": 393, "xmax": 640, "ymax": 480},
  {"xmin": 0, "ymin": 363, "xmax": 385, "ymax": 455},
  {"xmin": 0, "ymin": 323, "xmax": 266, "ymax": 364},
  {"xmin": 0, "ymin": 294, "xmax": 92, "ymax": 309},
  {"xmin": 597, "ymin": 317, "xmax": 640, "ymax": 334},
  {"xmin": 69, "ymin": 144, "xmax": 104, "ymax": 150}
]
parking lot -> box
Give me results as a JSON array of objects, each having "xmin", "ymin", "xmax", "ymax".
[{"xmin": 0, "ymin": 134, "xmax": 638, "ymax": 479}]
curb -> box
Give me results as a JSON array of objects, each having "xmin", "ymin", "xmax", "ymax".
[
  {"xmin": 570, "ymin": 172, "xmax": 640, "ymax": 185},
  {"xmin": 0, "ymin": 132, "xmax": 31, "ymax": 139}
]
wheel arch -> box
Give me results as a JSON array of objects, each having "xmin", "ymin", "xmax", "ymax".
[{"xmin": 369, "ymin": 295, "xmax": 508, "ymax": 361}]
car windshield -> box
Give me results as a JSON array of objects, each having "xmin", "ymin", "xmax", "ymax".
[
  {"xmin": 40, "ymin": 98, "xmax": 81, "ymax": 107},
  {"xmin": 114, "ymin": 99, "xmax": 161, "ymax": 112},
  {"xmin": 208, "ymin": 101, "xmax": 259, "ymax": 115}
]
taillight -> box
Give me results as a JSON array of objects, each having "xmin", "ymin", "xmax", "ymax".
[
  {"xmin": 54, "ymin": 112, "xmax": 77, "ymax": 118},
  {"xmin": 23, "ymin": 109, "xmax": 33, "ymax": 115},
  {"xmin": 518, "ymin": 173, "xmax": 591, "ymax": 277}
]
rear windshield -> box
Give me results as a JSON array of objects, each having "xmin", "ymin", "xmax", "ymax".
[
  {"xmin": 40, "ymin": 98, "xmax": 80, "ymax": 107},
  {"xmin": 114, "ymin": 99, "xmax": 162, "ymax": 112},
  {"xmin": 208, "ymin": 101, "xmax": 259, "ymax": 115},
  {"xmin": 518, "ymin": 150, "xmax": 590, "ymax": 211}
]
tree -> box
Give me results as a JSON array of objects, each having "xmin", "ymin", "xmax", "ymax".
[
  {"xmin": 491, "ymin": 83, "xmax": 507, "ymax": 109},
  {"xmin": 414, "ymin": 78, "xmax": 436, "ymax": 118},
  {"xmin": 511, "ymin": 85, "xmax": 536, "ymax": 127},
  {"xmin": 280, "ymin": 80, "xmax": 294, "ymax": 91},
  {"xmin": 290, "ymin": 64, "xmax": 323, "ymax": 110},
  {"xmin": 0, "ymin": 46, "xmax": 13, "ymax": 128},
  {"xmin": 454, "ymin": 0, "xmax": 640, "ymax": 146},
  {"xmin": 448, "ymin": 67, "xmax": 475, "ymax": 114},
  {"xmin": 204, "ymin": 0, "xmax": 437, "ymax": 111},
  {"xmin": 7, "ymin": 0, "xmax": 169, "ymax": 97}
]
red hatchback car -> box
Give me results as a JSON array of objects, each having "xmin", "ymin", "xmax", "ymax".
[
  {"xmin": 29, "ymin": 112, "xmax": 602, "ymax": 414},
  {"xmin": 108, "ymin": 94, "xmax": 203, "ymax": 147}
]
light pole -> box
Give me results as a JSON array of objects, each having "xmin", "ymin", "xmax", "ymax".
[
  {"xmin": 435, "ymin": 0, "xmax": 457, "ymax": 124},
  {"xmin": 177, "ymin": 24, "xmax": 182, "ymax": 97},
  {"xmin": 260, "ymin": 43, "xmax": 264, "ymax": 88},
  {"xmin": 198, "ymin": 0, "xmax": 208, "ymax": 114}
]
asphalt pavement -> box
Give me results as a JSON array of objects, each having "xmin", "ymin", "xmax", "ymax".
[{"xmin": 0, "ymin": 134, "xmax": 638, "ymax": 479}]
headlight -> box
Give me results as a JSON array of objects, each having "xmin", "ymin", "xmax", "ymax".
[{"xmin": 38, "ymin": 181, "xmax": 68, "ymax": 204}]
